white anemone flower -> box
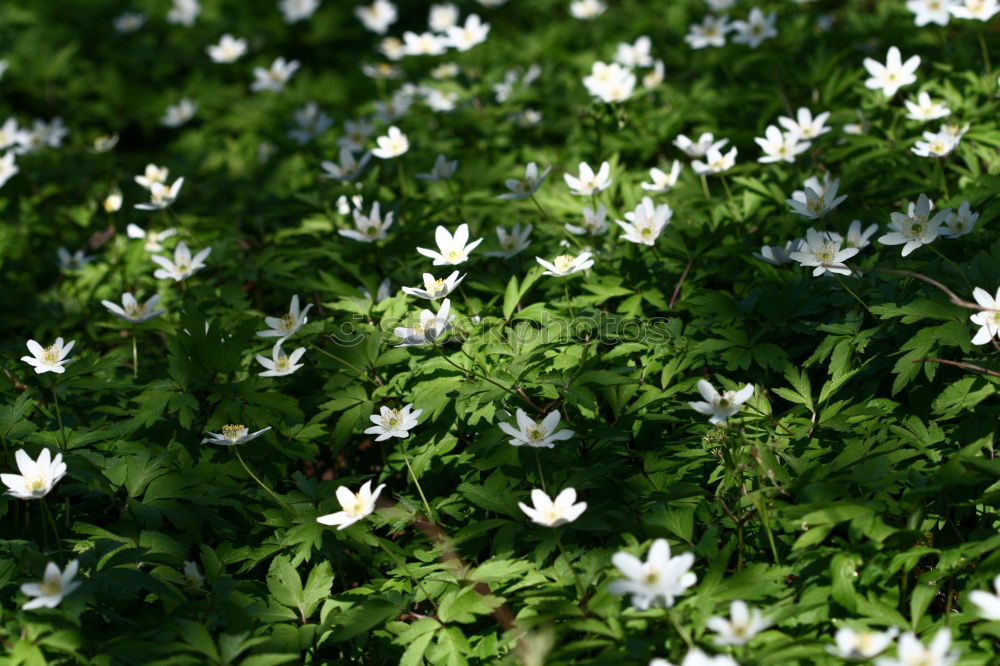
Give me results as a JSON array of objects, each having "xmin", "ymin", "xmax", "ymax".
[
  {"xmin": 21, "ymin": 560, "xmax": 81, "ymax": 610},
  {"xmin": 21, "ymin": 338, "xmax": 75, "ymax": 374},
  {"xmin": 518, "ymin": 488, "xmax": 587, "ymax": 527},
  {"xmin": 339, "ymin": 201, "xmax": 393, "ymax": 242},
  {"xmin": 151, "ymin": 241, "xmax": 211, "ymax": 281},
  {"xmin": 257, "ymin": 294, "xmax": 312, "ymax": 338},
  {"xmin": 609, "ymin": 538, "xmax": 697, "ymax": 610},
  {"xmin": 201, "ymin": 425, "xmax": 272, "ymax": 446},
  {"xmin": 563, "ymin": 161, "xmax": 612, "ymax": 196},
  {"xmin": 616, "ymin": 196, "xmax": 672, "ymax": 246},
  {"xmin": 207, "ymin": 34, "xmax": 247, "ymax": 63},
  {"xmin": 536, "ymin": 252, "xmax": 594, "ymax": 277},
  {"xmin": 877, "ymin": 193, "xmax": 948, "ymax": 256},
  {"xmin": 641, "ymin": 161, "xmax": 683, "ymax": 192},
  {"xmin": 416, "ymin": 224, "xmax": 483, "ymax": 265},
  {"xmin": 256, "ymin": 342, "xmax": 307, "ymax": 377},
  {"xmin": 969, "ymin": 574, "xmax": 1000, "ymax": 619},
  {"xmin": 788, "ymin": 228, "xmax": 859, "ymax": 276},
  {"xmin": 706, "ymin": 600, "xmax": 771, "ymax": 646},
  {"xmin": 565, "ymin": 204, "xmax": 609, "ymax": 236},
  {"xmin": 401, "ymin": 271, "xmax": 465, "ymax": 300},
  {"xmin": 691, "ymin": 146, "xmax": 737, "ymax": 175},
  {"xmin": 370, "ymin": 125, "xmax": 409, "ymax": 159},
  {"xmin": 135, "ymin": 177, "xmax": 184, "ymax": 210},
  {"xmin": 101, "ymin": 293, "xmax": 164, "ymax": 323},
  {"xmin": 827, "ymin": 627, "xmax": 898, "ymax": 661},
  {"xmin": 316, "ymin": 480, "xmax": 386, "ymax": 529},
  {"xmin": 969, "ymin": 286, "xmax": 1000, "ymax": 346},
  {"xmin": 251, "ymin": 57, "xmax": 300, "ymax": 92},
  {"xmin": 498, "ymin": 162, "xmax": 551, "ymax": 200},
  {"xmin": 499, "ymin": 409, "xmax": 574, "ymax": 448},
  {"xmin": 127, "ymin": 224, "xmax": 177, "ymax": 252},
  {"xmin": 364, "ymin": 403, "xmax": 422, "ymax": 440},
  {"xmin": 484, "ymin": 224, "xmax": 532, "ymax": 258},
  {"xmin": 2, "ymin": 448, "xmax": 67, "ymax": 499},
  {"xmin": 688, "ymin": 380, "xmax": 754, "ymax": 424},
  {"xmin": 393, "ymin": 298, "xmax": 454, "ymax": 346},
  {"xmin": 863, "ymin": 46, "xmax": 920, "ymax": 98}
]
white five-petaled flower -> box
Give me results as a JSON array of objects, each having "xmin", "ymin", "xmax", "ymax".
[
  {"xmin": 641, "ymin": 161, "xmax": 683, "ymax": 192},
  {"xmin": 321, "ymin": 147, "xmax": 371, "ymax": 182},
  {"xmin": 484, "ymin": 224, "xmax": 532, "ymax": 258},
  {"xmin": 950, "ymin": 0, "xmax": 999, "ymax": 20},
  {"xmin": 207, "ymin": 34, "xmax": 247, "ymax": 63},
  {"xmin": 941, "ymin": 200, "xmax": 978, "ymax": 237},
  {"xmin": 152, "ymin": 241, "xmax": 211, "ymax": 281},
  {"xmin": 518, "ymin": 488, "xmax": 587, "ymax": 527},
  {"xmin": 135, "ymin": 177, "xmax": 184, "ymax": 211},
  {"xmin": 2, "ymin": 448, "xmax": 67, "ymax": 499},
  {"xmin": 21, "ymin": 560, "xmax": 81, "ymax": 610},
  {"xmin": 167, "ymin": 0, "xmax": 200, "ymax": 26},
  {"xmin": 570, "ymin": 0, "xmax": 606, "ymax": 19},
  {"xmin": 201, "ymin": 425, "xmax": 272, "ymax": 446},
  {"xmin": 755, "ymin": 124, "xmax": 810, "ymax": 164},
  {"xmin": 183, "ymin": 561, "xmax": 205, "ymax": 589},
  {"xmin": 280, "ymin": 0, "xmax": 321, "ymax": 23},
  {"xmin": 692, "ymin": 146, "xmax": 737, "ymax": 175},
  {"xmin": 582, "ymin": 61, "xmax": 636, "ymax": 103},
  {"xmin": 258, "ymin": 294, "xmax": 312, "ymax": 339},
  {"xmin": 393, "ymin": 298, "xmax": 454, "ymax": 346},
  {"xmin": 445, "ymin": 14, "xmax": 490, "ymax": 51},
  {"xmin": 499, "ymin": 409, "xmax": 574, "ymax": 448},
  {"xmin": 364, "ymin": 403, "xmax": 422, "ymax": 440},
  {"xmin": 21, "ymin": 338, "xmax": 75, "ymax": 374},
  {"xmin": 778, "ymin": 107, "xmax": 831, "ymax": 141},
  {"xmin": 614, "ymin": 36, "xmax": 652, "ymax": 68},
  {"xmin": 161, "ymin": 98, "xmax": 197, "ymax": 127},
  {"xmin": 877, "ymin": 193, "xmax": 947, "ymax": 256},
  {"xmin": 536, "ymin": 252, "xmax": 594, "ymax": 277},
  {"xmin": 402, "ymin": 271, "xmax": 465, "ymax": 300},
  {"xmin": 907, "ymin": 0, "xmax": 953, "ymax": 26},
  {"xmin": 417, "ymin": 224, "xmax": 483, "ymax": 265},
  {"xmin": 753, "ymin": 238, "xmax": 804, "ymax": 266},
  {"xmin": 371, "ymin": 125, "xmax": 409, "ymax": 159},
  {"xmin": 256, "ymin": 342, "xmax": 307, "ymax": 377},
  {"xmin": 251, "ymin": 57, "xmax": 300, "ymax": 93},
  {"xmin": 134, "ymin": 163, "xmax": 169, "ymax": 190},
  {"xmin": 788, "ymin": 228, "xmax": 859, "ymax": 276},
  {"xmin": 827, "ymin": 627, "xmax": 898, "ymax": 661},
  {"xmin": 969, "ymin": 286, "xmax": 1000, "ymax": 345},
  {"xmin": 688, "ymin": 379, "xmax": 754, "ymax": 424},
  {"xmin": 786, "ymin": 174, "xmax": 847, "ymax": 218},
  {"xmin": 498, "ymin": 162, "xmax": 551, "ymax": 200},
  {"xmin": 706, "ymin": 600, "xmax": 771, "ymax": 646},
  {"xmin": 565, "ymin": 204, "xmax": 608, "ymax": 236},
  {"xmin": 127, "ymin": 224, "xmax": 177, "ymax": 252},
  {"xmin": 731, "ymin": 8, "xmax": 777, "ymax": 48},
  {"xmin": 685, "ymin": 14, "xmax": 731, "ymax": 49},
  {"xmin": 863, "ymin": 46, "xmax": 920, "ymax": 98},
  {"xmin": 355, "ymin": 0, "xmax": 397, "ymax": 34},
  {"xmin": 674, "ymin": 132, "xmax": 729, "ymax": 158},
  {"xmin": 101, "ymin": 293, "xmax": 164, "ymax": 324},
  {"xmin": 969, "ymin": 574, "xmax": 1000, "ymax": 619},
  {"xmin": 905, "ymin": 91, "xmax": 950, "ymax": 121},
  {"xmin": 317, "ymin": 480, "xmax": 385, "ymax": 529},
  {"xmin": 57, "ymin": 247, "xmax": 93, "ymax": 271},
  {"xmin": 838, "ymin": 219, "xmax": 880, "ymax": 249},
  {"xmin": 416, "ymin": 154, "xmax": 458, "ymax": 182},
  {"xmin": 339, "ymin": 201, "xmax": 394, "ymax": 243},
  {"xmin": 617, "ymin": 196, "xmax": 672, "ymax": 246},
  {"xmin": 564, "ymin": 161, "xmax": 612, "ymax": 196},
  {"xmin": 912, "ymin": 125, "xmax": 962, "ymax": 158},
  {"xmin": 609, "ymin": 538, "xmax": 697, "ymax": 610},
  {"xmin": 874, "ymin": 629, "xmax": 958, "ymax": 666}
]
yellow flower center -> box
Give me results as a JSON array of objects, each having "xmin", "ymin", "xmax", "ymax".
[
  {"xmin": 39, "ymin": 580, "xmax": 61, "ymax": 596},
  {"xmin": 42, "ymin": 346, "xmax": 60, "ymax": 364},
  {"xmin": 279, "ymin": 313, "xmax": 296, "ymax": 332},
  {"xmin": 526, "ymin": 424, "xmax": 546, "ymax": 441},
  {"xmin": 553, "ymin": 255, "xmax": 575, "ymax": 273},
  {"xmin": 222, "ymin": 424, "xmax": 247, "ymax": 441},
  {"xmin": 26, "ymin": 473, "xmax": 47, "ymax": 493}
]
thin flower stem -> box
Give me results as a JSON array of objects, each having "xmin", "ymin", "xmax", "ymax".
[
  {"xmin": 927, "ymin": 244, "xmax": 973, "ymax": 291},
  {"xmin": 433, "ymin": 346, "xmax": 542, "ymax": 411},
  {"xmin": 936, "ymin": 159, "xmax": 951, "ymax": 201},
  {"xmin": 563, "ymin": 281, "xmax": 575, "ymax": 318},
  {"xmin": 667, "ymin": 608, "xmax": 694, "ymax": 649},
  {"xmin": 41, "ymin": 497, "xmax": 63, "ymax": 560},
  {"xmin": 234, "ymin": 447, "xmax": 293, "ymax": 513},
  {"xmin": 719, "ymin": 175, "xmax": 742, "ymax": 222},
  {"xmin": 533, "ymin": 447, "xmax": 547, "ymax": 492},
  {"xmin": 669, "ymin": 259, "xmax": 693, "ymax": 310},
  {"xmin": 832, "ymin": 274, "xmax": 873, "ymax": 316},
  {"xmin": 916, "ymin": 357, "xmax": 1000, "ymax": 379},
  {"xmin": 851, "ymin": 265, "xmax": 998, "ymax": 313},
  {"xmin": 979, "ymin": 31, "xmax": 993, "ymax": 83},
  {"xmin": 748, "ymin": 493, "xmax": 781, "ymax": 566},
  {"xmin": 700, "ymin": 174, "xmax": 711, "ymax": 200},
  {"xmin": 310, "ymin": 343, "xmax": 379, "ymax": 386},
  {"xmin": 444, "ymin": 179, "xmax": 468, "ymax": 221},
  {"xmin": 530, "ymin": 194, "xmax": 551, "ymax": 223},
  {"xmin": 374, "ymin": 537, "xmax": 440, "ymax": 614},
  {"xmin": 50, "ymin": 383, "xmax": 66, "ymax": 450},
  {"xmin": 554, "ymin": 533, "xmax": 585, "ymax": 598},
  {"xmin": 400, "ymin": 446, "xmax": 433, "ymax": 520},
  {"xmin": 132, "ymin": 329, "xmax": 139, "ymax": 379}
]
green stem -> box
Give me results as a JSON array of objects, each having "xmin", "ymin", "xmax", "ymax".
[
  {"xmin": 309, "ymin": 343, "xmax": 379, "ymax": 386},
  {"xmin": 927, "ymin": 244, "xmax": 973, "ymax": 291},
  {"xmin": 400, "ymin": 446, "xmax": 433, "ymax": 521},
  {"xmin": 51, "ymin": 383, "xmax": 66, "ymax": 450},
  {"xmin": 41, "ymin": 497, "xmax": 63, "ymax": 559},
  {"xmin": 132, "ymin": 329, "xmax": 139, "ymax": 379},
  {"xmin": 563, "ymin": 281, "xmax": 575, "ymax": 318},
  {"xmin": 832, "ymin": 274, "xmax": 873, "ymax": 317},
  {"xmin": 433, "ymin": 346, "xmax": 528, "ymax": 405},
  {"xmin": 719, "ymin": 175, "xmax": 742, "ymax": 222},
  {"xmin": 748, "ymin": 493, "xmax": 780, "ymax": 565},
  {"xmin": 374, "ymin": 537, "xmax": 440, "ymax": 613},
  {"xmin": 533, "ymin": 448, "xmax": 547, "ymax": 492},
  {"xmin": 234, "ymin": 447, "xmax": 293, "ymax": 513},
  {"xmin": 979, "ymin": 31, "xmax": 993, "ymax": 84},
  {"xmin": 666, "ymin": 608, "xmax": 694, "ymax": 649},
  {"xmin": 530, "ymin": 194, "xmax": 551, "ymax": 223},
  {"xmin": 700, "ymin": 174, "xmax": 711, "ymax": 201}
]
